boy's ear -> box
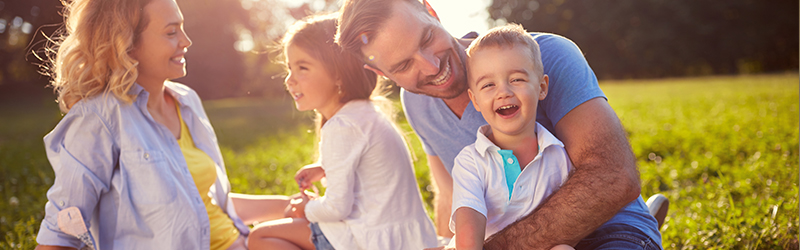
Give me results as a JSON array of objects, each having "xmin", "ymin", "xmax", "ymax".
[
  {"xmin": 363, "ymin": 64, "xmax": 387, "ymax": 78},
  {"xmin": 468, "ymin": 89, "xmax": 481, "ymax": 112},
  {"xmin": 539, "ymin": 74, "xmax": 549, "ymax": 100},
  {"xmin": 422, "ymin": 0, "xmax": 440, "ymax": 21}
]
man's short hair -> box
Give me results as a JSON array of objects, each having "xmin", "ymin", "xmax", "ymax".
[
  {"xmin": 336, "ymin": 0, "xmax": 429, "ymax": 61},
  {"xmin": 466, "ymin": 23, "xmax": 544, "ymax": 76}
]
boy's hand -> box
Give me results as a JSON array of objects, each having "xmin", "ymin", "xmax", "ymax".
[{"xmin": 294, "ymin": 164, "xmax": 325, "ymax": 191}]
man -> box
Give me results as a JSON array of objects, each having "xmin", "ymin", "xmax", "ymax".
[{"xmin": 336, "ymin": 0, "xmax": 662, "ymax": 249}]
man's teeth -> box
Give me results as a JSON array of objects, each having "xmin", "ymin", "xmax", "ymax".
[{"xmin": 431, "ymin": 60, "xmax": 451, "ymax": 86}]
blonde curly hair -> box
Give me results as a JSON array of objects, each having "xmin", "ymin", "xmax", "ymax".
[{"xmin": 41, "ymin": 0, "xmax": 151, "ymax": 112}]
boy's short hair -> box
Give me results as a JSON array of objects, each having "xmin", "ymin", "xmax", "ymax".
[{"xmin": 466, "ymin": 23, "xmax": 544, "ymax": 77}]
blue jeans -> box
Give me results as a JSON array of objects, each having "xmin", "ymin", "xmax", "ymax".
[
  {"xmin": 574, "ymin": 224, "xmax": 663, "ymax": 250},
  {"xmin": 308, "ymin": 222, "xmax": 335, "ymax": 250}
]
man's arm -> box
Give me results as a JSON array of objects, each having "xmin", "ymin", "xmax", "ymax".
[
  {"xmin": 428, "ymin": 155, "xmax": 455, "ymax": 238},
  {"xmin": 484, "ymin": 98, "xmax": 641, "ymax": 249}
]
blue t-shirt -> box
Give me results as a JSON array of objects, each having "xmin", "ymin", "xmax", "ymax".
[
  {"xmin": 401, "ymin": 32, "xmax": 661, "ymax": 245},
  {"xmin": 403, "ymin": 32, "xmax": 605, "ymax": 173}
]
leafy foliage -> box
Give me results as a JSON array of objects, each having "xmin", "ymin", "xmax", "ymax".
[{"xmin": 487, "ymin": 0, "xmax": 798, "ymax": 79}]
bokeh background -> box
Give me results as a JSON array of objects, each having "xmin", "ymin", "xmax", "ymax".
[
  {"xmin": 0, "ymin": 0, "xmax": 798, "ymax": 249},
  {"xmin": 1, "ymin": 0, "xmax": 796, "ymax": 100}
]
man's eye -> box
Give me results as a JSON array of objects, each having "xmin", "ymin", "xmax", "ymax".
[
  {"xmin": 422, "ymin": 30, "xmax": 433, "ymax": 46},
  {"xmin": 396, "ymin": 62, "xmax": 410, "ymax": 73}
]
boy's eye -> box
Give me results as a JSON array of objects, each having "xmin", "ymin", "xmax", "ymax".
[
  {"xmin": 480, "ymin": 82, "xmax": 495, "ymax": 90},
  {"xmin": 511, "ymin": 78, "xmax": 525, "ymax": 83}
]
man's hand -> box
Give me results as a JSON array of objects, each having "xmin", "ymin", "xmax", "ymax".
[{"xmin": 484, "ymin": 98, "xmax": 640, "ymax": 249}]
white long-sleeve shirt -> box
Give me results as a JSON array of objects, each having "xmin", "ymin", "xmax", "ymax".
[{"xmin": 305, "ymin": 100, "xmax": 438, "ymax": 250}]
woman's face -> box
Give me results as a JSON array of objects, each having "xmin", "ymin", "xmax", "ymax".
[
  {"xmin": 130, "ymin": 0, "xmax": 192, "ymax": 86},
  {"xmin": 283, "ymin": 44, "xmax": 343, "ymax": 119}
]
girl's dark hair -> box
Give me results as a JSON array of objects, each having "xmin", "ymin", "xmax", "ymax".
[
  {"xmin": 278, "ymin": 13, "xmax": 396, "ymax": 147},
  {"xmin": 279, "ymin": 13, "xmax": 379, "ymax": 105}
]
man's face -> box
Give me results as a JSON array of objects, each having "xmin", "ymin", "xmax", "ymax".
[{"xmin": 360, "ymin": 1, "xmax": 468, "ymax": 99}]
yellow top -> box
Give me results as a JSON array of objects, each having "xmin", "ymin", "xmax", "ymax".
[{"xmin": 176, "ymin": 103, "xmax": 239, "ymax": 250}]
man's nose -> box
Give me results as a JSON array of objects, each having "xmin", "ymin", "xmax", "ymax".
[{"xmin": 416, "ymin": 51, "xmax": 440, "ymax": 76}]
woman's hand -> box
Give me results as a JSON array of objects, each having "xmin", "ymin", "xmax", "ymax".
[{"xmin": 294, "ymin": 164, "xmax": 325, "ymax": 191}]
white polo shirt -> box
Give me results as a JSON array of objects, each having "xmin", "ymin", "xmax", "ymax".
[{"xmin": 449, "ymin": 123, "xmax": 573, "ymax": 239}]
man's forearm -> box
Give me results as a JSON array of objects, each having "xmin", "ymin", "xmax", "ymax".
[
  {"xmin": 428, "ymin": 155, "xmax": 455, "ymax": 238},
  {"xmin": 485, "ymin": 98, "xmax": 641, "ymax": 249},
  {"xmin": 435, "ymin": 192, "xmax": 454, "ymax": 237}
]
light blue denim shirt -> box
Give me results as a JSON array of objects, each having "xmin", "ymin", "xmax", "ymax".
[{"xmin": 36, "ymin": 82, "xmax": 249, "ymax": 250}]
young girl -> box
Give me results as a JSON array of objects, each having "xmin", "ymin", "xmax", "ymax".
[{"xmin": 246, "ymin": 14, "xmax": 438, "ymax": 250}]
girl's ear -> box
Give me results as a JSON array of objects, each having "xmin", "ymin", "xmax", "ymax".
[{"xmin": 363, "ymin": 64, "xmax": 387, "ymax": 78}]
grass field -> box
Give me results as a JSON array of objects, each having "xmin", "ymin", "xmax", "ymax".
[{"xmin": 1, "ymin": 74, "xmax": 797, "ymax": 249}]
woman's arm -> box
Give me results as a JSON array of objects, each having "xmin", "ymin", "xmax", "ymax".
[
  {"xmin": 229, "ymin": 193, "xmax": 291, "ymax": 225},
  {"xmin": 35, "ymin": 246, "xmax": 76, "ymax": 250},
  {"xmin": 38, "ymin": 106, "xmax": 116, "ymax": 248},
  {"xmin": 454, "ymin": 207, "xmax": 487, "ymax": 250}
]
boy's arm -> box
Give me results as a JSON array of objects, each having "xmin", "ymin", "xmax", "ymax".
[
  {"xmin": 454, "ymin": 207, "xmax": 487, "ymax": 250},
  {"xmin": 484, "ymin": 98, "xmax": 640, "ymax": 249},
  {"xmin": 428, "ymin": 155, "xmax": 455, "ymax": 238}
]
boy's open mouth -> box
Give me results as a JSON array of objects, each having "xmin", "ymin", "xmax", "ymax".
[{"xmin": 495, "ymin": 104, "xmax": 519, "ymax": 116}]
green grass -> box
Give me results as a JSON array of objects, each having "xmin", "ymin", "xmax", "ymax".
[
  {"xmin": 1, "ymin": 74, "xmax": 797, "ymax": 249},
  {"xmin": 603, "ymin": 74, "xmax": 799, "ymax": 249}
]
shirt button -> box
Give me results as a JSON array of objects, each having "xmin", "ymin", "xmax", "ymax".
[
  {"xmin": 59, "ymin": 201, "xmax": 65, "ymax": 206},
  {"xmin": 143, "ymin": 153, "xmax": 150, "ymax": 160},
  {"xmin": 507, "ymin": 158, "xmax": 514, "ymax": 164}
]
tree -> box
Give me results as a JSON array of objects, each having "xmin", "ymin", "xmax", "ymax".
[{"xmin": 488, "ymin": 0, "xmax": 798, "ymax": 79}]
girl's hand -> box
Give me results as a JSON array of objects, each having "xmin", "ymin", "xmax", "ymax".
[
  {"xmin": 287, "ymin": 191, "xmax": 314, "ymax": 218},
  {"xmin": 294, "ymin": 164, "xmax": 325, "ymax": 191}
]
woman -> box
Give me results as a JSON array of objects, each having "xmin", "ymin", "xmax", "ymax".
[{"xmin": 35, "ymin": 0, "xmax": 287, "ymax": 249}]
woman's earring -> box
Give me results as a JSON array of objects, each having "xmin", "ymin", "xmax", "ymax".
[{"xmin": 337, "ymin": 85, "xmax": 343, "ymax": 95}]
